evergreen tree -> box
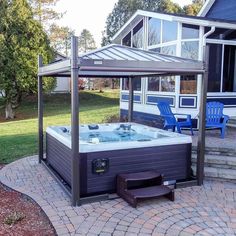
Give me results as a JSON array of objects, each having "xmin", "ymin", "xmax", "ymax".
[
  {"xmin": 28, "ymin": 0, "xmax": 63, "ymax": 28},
  {"xmin": 49, "ymin": 24, "xmax": 74, "ymax": 56},
  {"xmin": 78, "ymin": 29, "xmax": 96, "ymax": 53},
  {"xmin": 102, "ymin": 0, "xmax": 183, "ymax": 45},
  {"xmin": 0, "ymin": 0, "xmax": 55, "ymax": 119},
  {"xmin": 184, "ymin": 0, "xmax": 204, "ymax": 16},
  {"xmin": 78, "ymin": 29, "xmax": 97, "ymax": 90}
]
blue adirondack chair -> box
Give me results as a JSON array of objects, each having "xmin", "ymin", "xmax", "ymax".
[
  {"xmin": 157, "ymin": 102, "xmax": 194, "ymax": 135},
  {"xmin": 206, "ymin": 102, "xmax": 229, "ymax": 138}
]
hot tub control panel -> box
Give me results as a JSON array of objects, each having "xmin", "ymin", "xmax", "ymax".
[{"xmin": 92, "ymin": 159, "xmax": 109, "ymax": 174}]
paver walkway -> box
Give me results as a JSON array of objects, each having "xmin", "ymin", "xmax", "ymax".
[
  {"xmin": 1, "ymin": 156, "xmax": 236, "ymax": 236},
  {"xmin": 183, "ymin": 127, "xmax": 236, "ymax": 152}
]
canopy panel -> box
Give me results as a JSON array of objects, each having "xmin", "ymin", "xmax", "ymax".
[{"xmin": 38, "ymin": 44, "xmax": 205, "ymax": 77}]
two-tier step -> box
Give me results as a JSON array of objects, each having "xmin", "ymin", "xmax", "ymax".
[{"xmin": 117, "ymin": 171, "xmax": 174, "ymax": 208}]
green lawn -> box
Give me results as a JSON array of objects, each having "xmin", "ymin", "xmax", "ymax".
[{"xmin": 0, "ymin": 90, "xmax": 119, "ymax": 164}]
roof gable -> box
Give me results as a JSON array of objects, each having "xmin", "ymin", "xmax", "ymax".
[
  {"xmin": 205, "ymin": 0, "xmax": 236, "ymax": 21},
  {"xmin": 112, "ymin": 9, "xmax": 236, "ymax": 43}
]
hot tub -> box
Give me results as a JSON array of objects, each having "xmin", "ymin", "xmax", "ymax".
[{"xmin": 46, "ymin": 123, "xmax": 192, "ymax": 196}]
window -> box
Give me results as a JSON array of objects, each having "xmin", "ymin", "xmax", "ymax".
[
  {"xmin": 208, "ymin": 43, "xmax": 222, "ymax": 92},
  {"xmin": 180, "ymin": 75, "xmax": 197, "ymax": 94},
  {"xmin": 223, "ymin": 45, "xmax": 236, "ymax": 92},
  {"xmin": 148, "ymin": 18, "xmax": 161, "ymax": 46},
  {"xmin": 122, "ymin": 78, "xmax": 141, "ymax": 91},
  {"xmin": 182, "ymin": 24, "xmax": 199, "ymax": 39},
  {"xmin": 132, "ymin": 20, "xmax": 143, "ymax": 48},
  {"xmin": 161, "ymin": 77, "xmax": 175, "ymax": 92},
  {"xmin": 122, "ymin": 32, "xmax": 131, "ymax": 47},
  {"xmin": 162, "ymin": 20, "xmax": 177, "ymax": 43},
  {"xmin": 162, "ymin": 45, "xmax": 176, "ymax": 56},
  {"xmin": 147, "ymin": 76, "xmax": 175, "ymax": 92},
  {"xmin": 181, "ymin": 41, "xmax": 199, "ymax": 60},
  {"xmin": 148, "ymin": 77, "xmax": 160, "ymax": 91}
]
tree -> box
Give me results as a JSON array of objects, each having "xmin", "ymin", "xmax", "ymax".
[
  {"xmin": 49, "ymin": 24, "xmax": 74, "ymax": 56},
  {"xmin": 102, "ymin": 0, "xmax": 183, "ymax": 45},
  {"xmin": 78, "ymin": 29, "xmax": 97, "ymax": 90},
  {"xmin": 184, "ymin": 0, "xmax": 204, "ymax": 16},
  {"xmin": 78, "ymin": 29, "xmax": 96, "ymax": 53},
  {"xmin": 0, "ymin": 0, "xmax": 55, "ymax": 119},
  {"xmin": 28, "ymin": 0, "xmax": 63, "ymax": 28}
]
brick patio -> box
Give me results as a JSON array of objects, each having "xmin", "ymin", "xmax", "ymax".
[
  {"xmin": 0, "ymin": 156, "xmax": 236, "ymax": 236},
  {"xmin": 184, "ymin": 127, "xmax": 236, "ymax": 152}
]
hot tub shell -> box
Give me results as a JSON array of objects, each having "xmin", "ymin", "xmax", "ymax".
[{"xmin": 46, "ymin": 123, "xmax": 192, "ymax": 197}]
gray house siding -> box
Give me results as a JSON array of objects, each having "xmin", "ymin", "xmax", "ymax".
[{"xmin": 206, "ymin": 0, "xmax": 236, "ymax": 21}]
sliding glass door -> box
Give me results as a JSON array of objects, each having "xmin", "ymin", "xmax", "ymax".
[{"xmin": 223, "ymin": 45, "xmax": 236, "ymax": 92}]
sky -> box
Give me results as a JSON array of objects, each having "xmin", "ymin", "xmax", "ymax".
[{"xmin": 55, "ymin": 0, "xmax": 193, "ymax": 47}]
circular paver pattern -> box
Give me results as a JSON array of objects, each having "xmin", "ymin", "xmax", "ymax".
[{"xmin": 0, "ymin": 156, "xmax": 236, "ymax": 236}]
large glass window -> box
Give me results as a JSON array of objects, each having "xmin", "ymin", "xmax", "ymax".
[
  {"xmin": 180, "ymin": 75, "xmax": 197, "ymax": 94},
  {"xmin": 148, "ymin": 17, "xmax": 161, "ymax": 46},
  {"xmin": 161, "ymin": 77, "xmax": 175, "ymax": 92},
  {"xmin": 122, "ymin": 32, "xmax": 131, "ymax": 47},
  {"xmin": 223, "ymin": 45, "xmax": 236, "ymax": 92},
  {"xmin": 182, "ymin": 24, "xmax": 199, "ymax": 39},
  {"xmin": 208, "ymin": 43, "xmax": 222, "ymax": 92},
  {"xmin": 122, "ymin": 78, "xmax": 141, "ymax": 91},
  {"xmin": 148, "ymin": 77, "xmax": 160, "ymax": 91},
  {"xmin": 162, "ymin": 20, "xmax": 177, "ymax": 43},
  {"xmin": 132, "ymin": 20, "xmax": 143, "ymax": 48},
  {"xmin": 181, "ymin": 41, "xmax": 199, "ymax": 60},
  {"xmin": 147, "ymin": 76, "xmax": 175, "ymax": 92},
  {"xmin": 162, "ymin": 45, "xmax": 176, "ymax": 56}
]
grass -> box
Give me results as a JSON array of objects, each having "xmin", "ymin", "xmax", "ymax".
[{"xmin": 0, "ymin": 90, "xmax": 119, "ymax": 164}]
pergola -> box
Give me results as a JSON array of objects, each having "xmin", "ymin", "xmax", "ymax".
[{"xmin": 38, "ymin": 36, "xmax": 208, "ymax": 206}]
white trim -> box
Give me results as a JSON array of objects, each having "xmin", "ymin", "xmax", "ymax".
[
  {"xmin": 198, "ymin": 0, "xmax": 215, "ymax": 17},
  {"xmin": 148, "ymin": 41, "xmax": 178, "ymax": 49},
  {"xmin": 181, "ymin": 38, "xmax": 200, "ymax": 42},
  {"xmin": 176, "ymin": 22, "xmax": 182, "ymax": 57},
  {"xmin": 206, "ymin": 39, "xmax": 236, "ymax": 46},
  {"xmin": 220, "ymin": 44, "xmax": 225, "ymax": 92},
  {"xmin": 179, "ymin": 96, "xmax": 197, "ymax": 108},
  {"xmin": 207, "ymin": 92, "xmax": 236, "ymax": 96},
  {"xmin": 145, "ymin": 94, "xmax": 175, "ymax": 106}
]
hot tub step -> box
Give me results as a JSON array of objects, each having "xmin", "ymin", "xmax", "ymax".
[
  {"xmin": 127, "ymin": 185, "xmax": 174, "ymax": 199},
  {"xmin": 117, "ymin": 171, "xmax": 162, "ymax": 182},
  {"xmin": 117, "ymin": 171, "xmax": 174, "ymax": 207}
]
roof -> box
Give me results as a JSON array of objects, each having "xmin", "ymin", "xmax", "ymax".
[
  {"xmin": 38, "ymin": 44, "xmax": 204, "ymax": 78},
  {"xmin": 112, "ymin": 9, "xmax": 236, "ymax": 43},
  {"xmin": 202, "ymin": 0, "xmax": 236, "ymax": 22},
  {"xmin": 198, "ymin": 0, "xmax": 215, "ymax": 17}
]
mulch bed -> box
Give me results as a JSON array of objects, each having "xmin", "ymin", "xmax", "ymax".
[{"xmin": 0, "ymin": 165, "xmax": 56, "ymax": 236}]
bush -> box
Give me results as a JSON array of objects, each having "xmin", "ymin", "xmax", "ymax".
[
  {"xmin": 4, "ymin": 212, "xmax": 25, "ymax": 225},
  {"xmin": 102, "ymin": 114, "xmax": 120, "ymax": 123}
]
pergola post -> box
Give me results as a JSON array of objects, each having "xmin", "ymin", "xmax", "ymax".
[
  {"xmin": 197, "ymin": 44, "xmax": 210, "ymax": 185},
  {"xmin": 71, "ymin": 36, "xmax": 80, "ymax": 206},
  {"xmin": 38, "ymin": 55, "xmax": 43, "ymax": 164},
  {"xmin": 128, "ymin": 77, "xmax": 134, "ymax": 122}
]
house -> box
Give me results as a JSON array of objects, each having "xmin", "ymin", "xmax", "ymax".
[
  {"xmin": 113, "ymin": 0, "xmax": 236, "ymax": 127},
  {"xmin": 53, "ymin": 52, "xmax": 70, "ymax": 93}
]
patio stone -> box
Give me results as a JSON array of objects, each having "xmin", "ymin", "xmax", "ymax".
[{"xmin": 0, "ymin": 155, "xmax": 236, "ymax": 236}]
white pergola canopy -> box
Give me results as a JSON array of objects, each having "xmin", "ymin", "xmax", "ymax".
[{"xmin": 38, "ymin": 44, "xmax": 205, "ymax": 78}]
